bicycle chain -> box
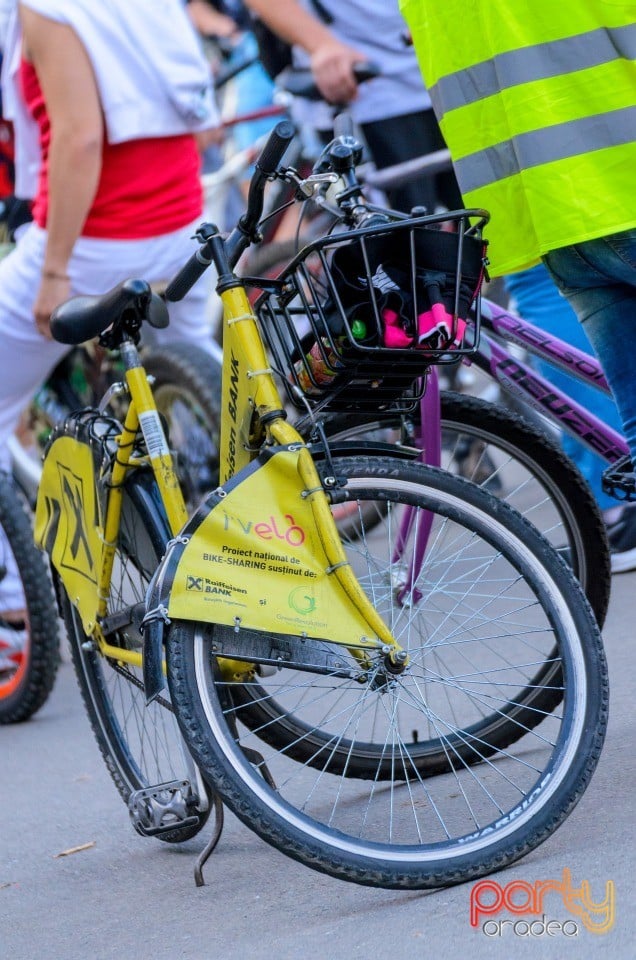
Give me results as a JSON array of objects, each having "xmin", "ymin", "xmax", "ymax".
[{"xmin": 110, "ymin": 659, "xmax": 174, "ymax": 713}]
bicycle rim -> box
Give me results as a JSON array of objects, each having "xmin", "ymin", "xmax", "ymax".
[
  {"xmin": 63, "ymin": 474, "xmax": 209, "ymax": 841},
  {"xmin": 167, "ymin": 459, "xmax": 607, "ymax": 887}
]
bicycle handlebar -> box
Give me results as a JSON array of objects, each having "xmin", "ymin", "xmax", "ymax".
[
  {"xmin": 166, "ymin": 58, "xmax": 384, "ymax": 302},
  {"xmin": 227, "ymin": 117, "xmax": 295, "ymax": 263},
  {"xmin": 253, "ymin": 118, "xmax": 295, "ymax": 177},
  {"xmin": 276, "ymin": 62, "xmax": 381, "ymax": 102},
  {"xmin": 165, "ymin": 120, "xmax": 295, "ymax": 302},
  {"xmin": 163, "ymin": 237, "xmax": 216, "ymax": 303},
  {"xmin": 333, "ymin": 112, "xmax": 355, "ymax": 140},
  {"xmin": 362, "ymin": 149, "xmax": 452, "ymax": 190}
]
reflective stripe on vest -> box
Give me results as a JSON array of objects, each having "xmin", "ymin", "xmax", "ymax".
[
  {"xmin": 455, "ymin": 104, "xmax": 636, "ymax": 194},
  {"xmin": 400, "ymin": 0, "xmax": 636, "ymax": 274},
  {"xmin": 429, "ymin": 24, "xmax": 636, "ymax": 120}
]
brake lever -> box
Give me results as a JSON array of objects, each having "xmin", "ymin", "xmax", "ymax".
[{"xmin": 281, "ymin": 168, "xmax": 340, "ymax": 201}]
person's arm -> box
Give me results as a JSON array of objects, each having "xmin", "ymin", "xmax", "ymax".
[
  {"xmin": 20, "ymin": 6, "xmax": 103, "ymax": 337},
  {"xmin": 187, "ymin": 0, "xmax": 239, "ymax": 39},
  {"xmin": 243, "ymin": 0, "xmax": 364, "ymax": 103}
]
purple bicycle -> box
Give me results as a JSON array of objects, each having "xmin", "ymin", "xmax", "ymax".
[{"xmin": 323, "ymin": 295, "xmax": 616, "ymax": 628}]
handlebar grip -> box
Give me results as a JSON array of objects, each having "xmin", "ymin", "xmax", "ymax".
[
  {"xmin": 352, "ymin": 61, "xmax": 381, "ymax": 83},
  {"xmin": 255, "ymin": 119, "xmax": 295, "ymax": 176},
  {"xmin": 333, "ymin": 113, "xmax": 354, "ymax": 139},
  {"xmin": 276, "ymin": 61, "xmax": 381, "ymax": 101},
  {"xmin": 164, "ymin": 248, "xmax": 213, "ymax": 302}
]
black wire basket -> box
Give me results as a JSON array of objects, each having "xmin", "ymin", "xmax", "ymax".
[{"xmin": 255, "ymin": 209, "xmax": 488, "ymax": 414}]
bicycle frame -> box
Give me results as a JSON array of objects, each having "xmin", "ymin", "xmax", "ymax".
[
  {"xmin": 394, "ymin": 294, "xmax": 627, "ymax": 598},
  {"xmin": 468, "ymin": 297, "xmax": 627, "ymax": 462},
  {"xmin": 36, "ymin": 279, "xmax": 404, "ymax": 690},
  {"xmin": 163, "ymin": 282, "xmax": 398, "ymax": 652},
  {"xmin": 35, "ymin": 340, "xmax": 190, "ymax": 666}
]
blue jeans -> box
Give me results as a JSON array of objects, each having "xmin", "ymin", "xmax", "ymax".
[
  {"xmin": 543, "ymin": 228, "xmax": 636, "ymax": 475},
  {"xmin": 505, "ymin": 263, "xmax": 624, "ymax": 510}
]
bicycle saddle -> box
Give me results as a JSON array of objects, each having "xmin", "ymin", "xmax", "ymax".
[{"xmin": 50, "ymin": 278, "xmax": 169, "ymax": 346}]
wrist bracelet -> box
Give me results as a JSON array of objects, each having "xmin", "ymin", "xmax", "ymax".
[{"xmin": 42, "ymin": 268, "xmax": 70, "ymax": 280}]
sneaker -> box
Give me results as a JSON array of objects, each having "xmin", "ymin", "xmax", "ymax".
[
  {"xmin": 0, "ymin": 616, "xmax": 26, "ymax": 675},
  {"xmin": 606, "ymin": 507, "xmax": 636, "ymax": 574}
]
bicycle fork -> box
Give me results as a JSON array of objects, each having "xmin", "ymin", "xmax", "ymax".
[{"xmin": 392, "ymin": 368, "xmax": 440, "ymax": 605}]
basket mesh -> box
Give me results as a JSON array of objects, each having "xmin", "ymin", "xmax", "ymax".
[{"xmin": 255, "ymin": 211, "xmax": 487, "ymax": 413}]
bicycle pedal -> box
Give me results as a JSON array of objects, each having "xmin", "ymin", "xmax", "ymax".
[
  {"xmin": 602, "ymin": 456, "xmax": 636, "ymax": 502},
  {"xmin": 128, "ymin": 779, "xmax": 201, "ymax": 838}
]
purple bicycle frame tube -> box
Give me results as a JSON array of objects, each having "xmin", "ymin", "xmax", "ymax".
[
  {"xmin": 476, "ymin": 298, "xmax": 627, "ymax": 463},
  {"xmin": 392, "ymin": 369, "xmax": 440, "ymax": 604}
]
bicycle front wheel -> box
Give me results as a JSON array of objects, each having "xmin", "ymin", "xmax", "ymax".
[
  {"xmin": 60, "ymin": 471, "xmax": 210, "ymax": 842},
  {"xmin": 166, "ymin": 458, "xmax": 608, "ymax": 888}
]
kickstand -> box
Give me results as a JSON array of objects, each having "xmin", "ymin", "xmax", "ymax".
[
  {"xmin": 193, "ymin": 792, "xmax": 225, "ymax": 887},
  {"xmin": 193, "ymin": 747, "xmax": 277, "ymax": 886}
]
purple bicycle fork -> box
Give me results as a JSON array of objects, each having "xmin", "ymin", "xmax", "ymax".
[{"xmin": 392, "ymin": 367, "xmax": 440, "ymax": 605}]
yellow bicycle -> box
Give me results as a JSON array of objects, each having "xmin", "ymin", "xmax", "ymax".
[{"xmin": 36, "ymin": 121, "xmax": 608, "ymax": 888}]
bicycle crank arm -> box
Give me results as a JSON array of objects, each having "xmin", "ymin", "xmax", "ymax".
[{"xmin": 100, "ymin": 601, "xmax": 146, "ymax": 642}]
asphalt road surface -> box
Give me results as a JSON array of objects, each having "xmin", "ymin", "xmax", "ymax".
[{"xmin": 1, "ymin": 573, "xmax": 634, "ymax": 960}]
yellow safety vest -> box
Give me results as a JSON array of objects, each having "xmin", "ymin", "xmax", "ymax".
[{"xmin": 400, "ymin": 0, "xmax": 636, "ymax": 275}]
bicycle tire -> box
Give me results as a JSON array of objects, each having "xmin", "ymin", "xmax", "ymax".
[
  {"xmin": 60, "ymin": 470, "xmax": 210, "ymax": 842},
  {"xmin": 143, "ymin": 343, "xmax": 222, "ymax": 514},
  {"xmin": 12, "ymin": 341, "xmax": 222, "ymax": 512},
  {"xmin": 0, "ymin": 472, "xmax": 59, "ymax": 723},
  {"xmin": 323, "ymin": 391, "xmax": 611, "ymax": 628},
  {"xmin": 166, "ymin": 457, "xmax": 608, "ymax": 889}
]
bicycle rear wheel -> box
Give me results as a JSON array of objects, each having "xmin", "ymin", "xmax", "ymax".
[
  {"xmin": 139, "ymin": 343, "xmax": 222, "ymax": 514},
  {"xmin": 60, "ymin": 470, "xmax": 210, "ymax": 841},
  {"xmin": 0, "ymin": 472, "xmax": 59, "ymax": 724},
  {"xmin": 11, "ymin": 341, "xmax": 222, "ymax": 513},
  {"xmin": 167, "ymin": 457, "xmax": 607, "ymax": 888}
]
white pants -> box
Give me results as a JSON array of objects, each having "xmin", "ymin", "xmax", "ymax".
[
  {"xmin": 0, "ymin": 220, "xmax": 222, "ymax": 465},
  {"xmin": 0, "ymin": 220, "xmax": 221, "ymax": 610}
]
